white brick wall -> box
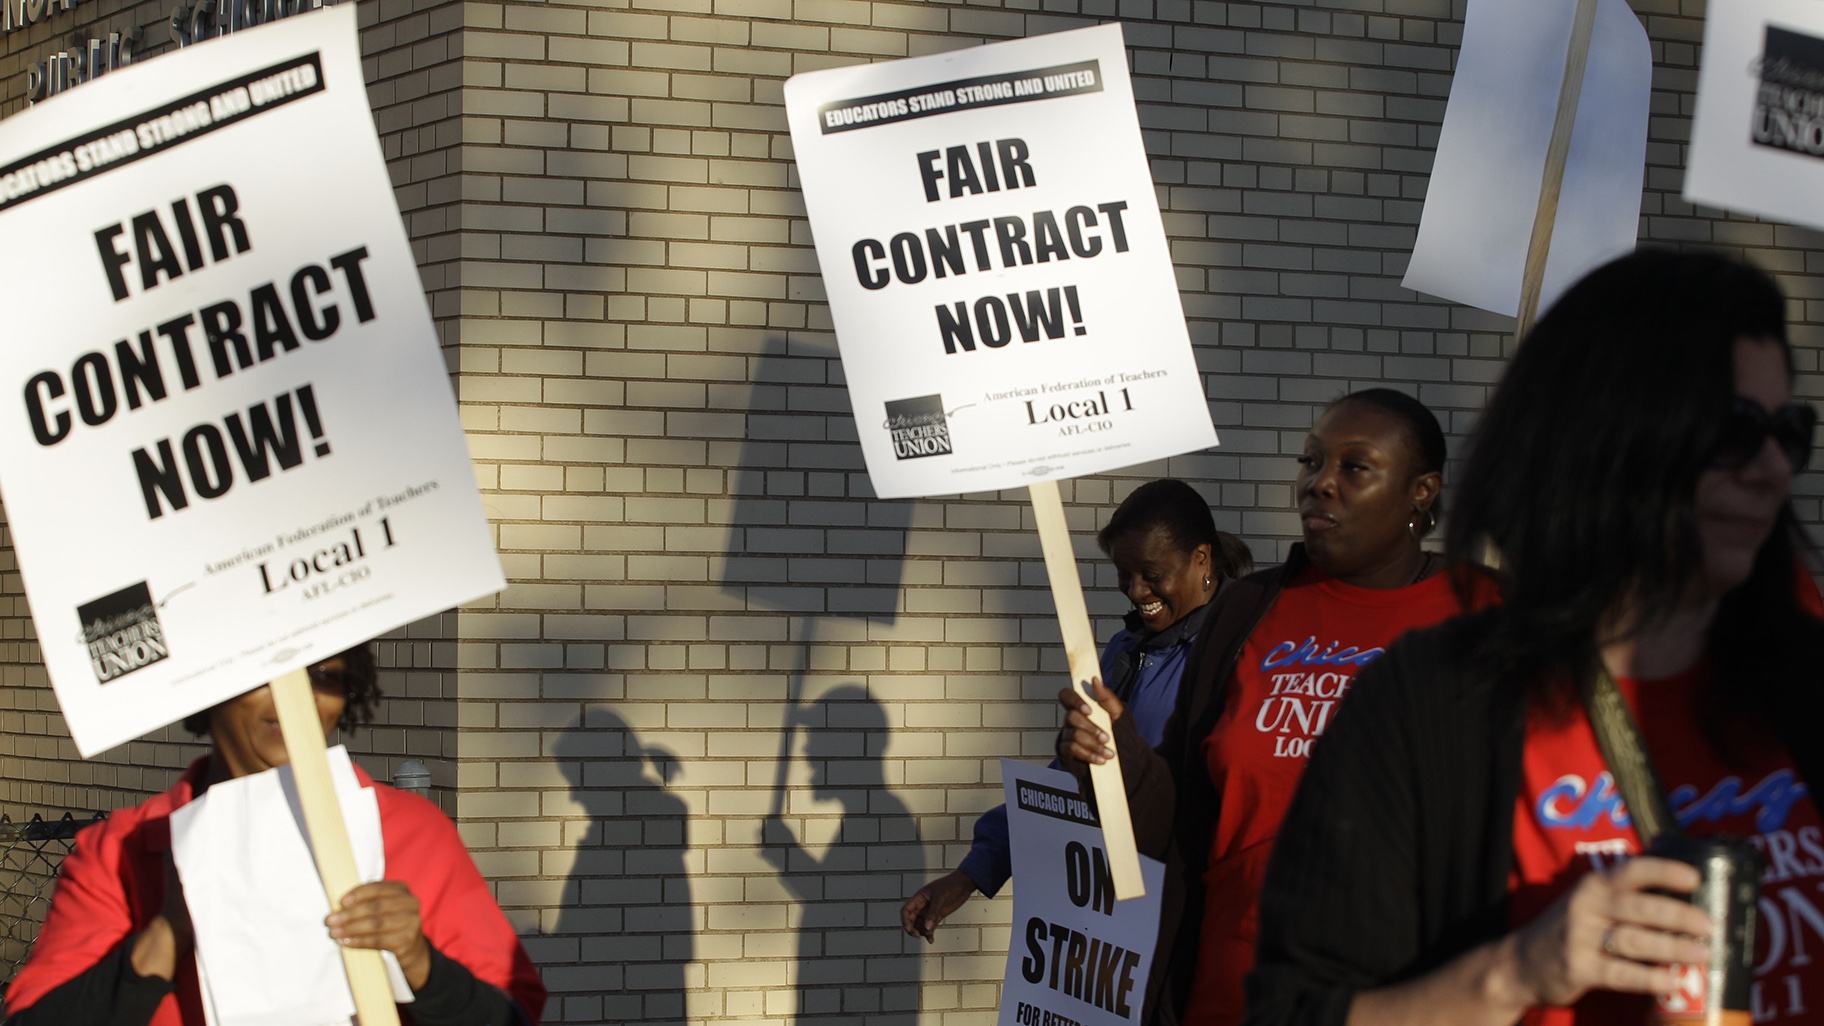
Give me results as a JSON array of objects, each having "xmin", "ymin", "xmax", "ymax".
[{"xmin": 3, "ymin": 0, "xmax": 1824, "ymax": 1023}]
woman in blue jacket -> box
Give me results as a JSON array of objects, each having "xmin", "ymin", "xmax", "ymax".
[{"xmin": 899, "ymin": 478, "xmax": 1252, "ymax": 941}]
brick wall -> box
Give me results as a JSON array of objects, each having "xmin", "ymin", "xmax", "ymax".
[{"xmin": 3, "ymin": 0, "xmax": 1824, "ymax": 1021}]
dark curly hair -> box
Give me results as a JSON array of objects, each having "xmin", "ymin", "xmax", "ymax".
[
  {"xmin": 1097, "ymin": 478, "xmax": 1254, "ymax": 580},
  {"xmin": 182, "ymin": 642, "xmax": 380, "ymax": 736}
]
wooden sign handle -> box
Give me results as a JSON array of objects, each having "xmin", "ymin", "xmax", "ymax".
[
  {"xmin": 1515, "ymin": 0, "xmax": 1600, "ymax": 340},
  {"xmin": 1028, "ymin": 479, "xmax": 1145, "ymax": 900},
  {"xmin": 270, "ymin": 667, "xmax": 403, "ymax": 1026}
]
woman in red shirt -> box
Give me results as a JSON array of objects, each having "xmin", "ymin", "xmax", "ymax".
[
  {"xmin": 5, "ymin": 645, "xmax": 546, "ymax": 1026},
  {"xmin": 1246, "ymin": 250, "xmax": 1823, "ymax": 1026},
  {"xmin": 1059, "ymin": 388, "xmax": 1493, "ymax": 1026}
]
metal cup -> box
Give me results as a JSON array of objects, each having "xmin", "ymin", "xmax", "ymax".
[{"xmin": 1647, "ymin": 835, "xmax": 1763, "ymax": 1026}]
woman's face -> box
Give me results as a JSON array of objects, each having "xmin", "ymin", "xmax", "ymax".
[
  {"xmin": 1297, "ymin": 401, "xmax": 1439, "ymax": 582},
  {"xmin": 1694, "ymin": 337, "xmax": 1796, "ymax": 599},
  {"xmin": 209, "ymin": 659, "xmax": 349, "ymax": 779},
  {"xmin": 1108, "ymin": 526, "xmax": 1214, "ymax": 633}
]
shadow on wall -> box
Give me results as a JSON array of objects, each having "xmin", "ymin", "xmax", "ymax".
[
  {"xmin": 551, "ymin": 711, "xmax": 693, "ymax": 1025},
  {"xmin": 722, "ymin": 336, "xmax": 926, "ymax": 1022},
  {"xmin": 719, "ymin": 334, "xmax": 912, "ymax": 619},
  {"xmin": 762, "ymin": 685, "xmax": 922, "ymax": 1026}
]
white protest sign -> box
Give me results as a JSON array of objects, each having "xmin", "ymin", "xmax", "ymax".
[
  {"xmin": 997, "ymin": 761, "xmax": 1164, "ymax": 1026},
  {"xmin": 783, "ymin": 24, "xmax": 1216, "ymax": 500},
  {"xmin": 1686, "ymin": 0, "xmax": 1824, "ymax": 232},
  {"xmin": 1402, "ymin": 0, "xmax": 1650, "ymax": 318},
  {"xmin": 0, "ymin": 5, "xmax": 503, "ymax": 757}
]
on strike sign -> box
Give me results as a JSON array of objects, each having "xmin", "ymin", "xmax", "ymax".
[
  {"xmin": 784, "ymin": 24, "xmax": 1216, "ymax": 499},
  {"xmin": 997, "ymin": 761, "xmax": 1164, "ymax": 1026},
  {"xmin": 0, "ymin": 5, "xmax": 503, "ymax": 756}
]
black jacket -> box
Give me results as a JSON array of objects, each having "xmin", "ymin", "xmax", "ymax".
[
  {"xmin": 1068, "ymin": 549, "xmax": 1310, "ymax": 1026},
  {"xmin": 1244, "ymin": 607, "xmax": 1824, "ymax": 1026}
]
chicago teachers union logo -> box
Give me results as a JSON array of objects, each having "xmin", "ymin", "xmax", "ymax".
[
  {"xmin": 884, "ymin": 394, "xmax": 953, "ymax": 460},
  {"xmin": 77, "ymin": 581, "xmax": 169, "ymax": 684},
  {"xmin": 1753, "ymin": 24, "xmax": 1824, "ymax": 158}
]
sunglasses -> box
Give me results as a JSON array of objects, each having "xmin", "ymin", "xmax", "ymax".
[
  {"xmin": 1712, "ymin": 395, "xmax": 1817, "ymax": 472},
  {"xmin": 307, "ymin": 665, "xmax": 350, "ymax": 690}
]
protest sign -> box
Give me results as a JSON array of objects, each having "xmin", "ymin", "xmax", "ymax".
[
  {"xmin": 1685, "ymin": 0, "xmax": 1824, "ymax": 232},
  {"xmin": 782, "ymin": 23, "xmax": 1216, "ymax": 501},
  {"xmin": 0, "ymin": 4, "xmax": 503, "ymax": 759},
  {"xmin": 785, "ymin": 24, "xmax": 1210, "ymax": 898},
  {"xmin": 1402, "ymin": 0, "xmax": 1649, "ymax": 325},
  {"xmin": 996, "ymin": 760, "xmax": 1164, "ymax": 1026}
]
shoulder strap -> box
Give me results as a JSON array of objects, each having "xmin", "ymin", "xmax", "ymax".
[{"xmin": 1583, "ymin": 664, "xmax": 1681, "ymax": 849}]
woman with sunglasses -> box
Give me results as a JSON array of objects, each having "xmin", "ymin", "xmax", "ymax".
[
  {"xmin": 1059, "ymin": 389, "xmax": 1496, "ymax": 1026},
  {"xmin": 5, "ymin": 646, "xmax": 547, "ymax": 1026},
  {"xmin": 1246, "ymin": 250, "xmax": 1824, "ymax": 1026}
]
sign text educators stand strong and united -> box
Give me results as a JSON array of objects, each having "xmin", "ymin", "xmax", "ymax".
[
  {"xmin": 786, "ymin": 24, "xmax": 1221, "ymax": 899},
  {"xmin": 0, "ymin": 7, "xmax": 505, "ymax": 1023},
  {"xmin": 996, "ymin": 761, "xmax": 1165, "ymax": 1026}
]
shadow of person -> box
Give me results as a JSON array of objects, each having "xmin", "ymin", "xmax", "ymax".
[
  {"xmin": 552, "ymin": 711, "xmax": 693, "ymax": 1025},
  {"xmin": 762, "ymin": 685, "xmax": 922, "ymax": 1026}
]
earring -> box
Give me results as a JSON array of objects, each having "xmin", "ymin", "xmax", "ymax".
[
  {"xmin": 1203, "ymin": 574, "xmax": 1212, "ymax": 589},
  {"xmin": 1409, "ymin": 509, "xmax": 1437, "ymax": 538}
]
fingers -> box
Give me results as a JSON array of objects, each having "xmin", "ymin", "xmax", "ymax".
[
  {"xmin": 1086, "ymin": 677, "xmax": 1125, "ymax": 720},
  {"xmin": 1514, "ymin": 857, "xmax": 1715, "ymax": 1009},
  {"xmin": 1587, "ymin": 857, "xmax": 1711, "ymax": 942},
  {"xmin": 1607, "ymin": 856, "xmax": 1702, "ymax": 903},
  {"xmin": 1580, "ymin": 860, "xmax": 1712, "ymax": 991},
  {"xmin": 326, "ymin": 881, "xmax": 424, "ymax": 956},
  {"xmin": 900, "ymin": 893, "xmax": 931, "ymax": 941},
  {"xmin": 1055, "ymin": 691, "xmax": 1113, "ymax": 764},
  {"xmin": 1056, "ymin": 688, "xmax": 1114, "ymax": 764},
  {"xmin": 1601, "ymin": 922, "xmax": 1710, "ymax": 972},
  {"xmin": 1602, "ymin": 889, "xmax": 1712, "ymax": 944}
]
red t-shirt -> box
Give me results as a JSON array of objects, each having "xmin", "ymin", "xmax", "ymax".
[
  {"xmin": 1186, "ymin": 566, "xmax": 1494, "ymax": 1026},
  {"xmin": 1511, "ymin": 663, "xmax": 1822, "ymax": 1025}
]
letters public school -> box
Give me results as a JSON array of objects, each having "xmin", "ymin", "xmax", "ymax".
[
  {"xmin": 1017, "ymin": 781, "xmax": 1098, "ymax": 827},
  {"xmin": 815, "ymin": 60, "xmax": 1102, "ymax": 134},
  {"xmin": 0, "ymin": 53, "xmax": 322, "ymax": 214}
]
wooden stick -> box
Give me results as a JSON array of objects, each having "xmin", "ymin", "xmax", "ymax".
[
  {"xmin": 1515, "ymin": 0, "xmax": 1600, "ymax": 340},
  {"xmin": 1027, "ymin": 479, "xmax": 1144, "ymax": 900},
  {"xmin": 270, "ymin": 667, "xmax": 403, "ymax": 1026},
  {"xmin": 770, "ymin": 619, "xmax": 813, "ymax": 820}
]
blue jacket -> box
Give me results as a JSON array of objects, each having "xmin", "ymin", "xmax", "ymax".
[{"xmin": 957, "ymin": 603, "xmax": 1208, "ymax": 897}]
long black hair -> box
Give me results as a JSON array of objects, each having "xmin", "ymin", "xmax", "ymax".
[
  {"xmin": 1446, "ymin": 248, "xmax": 1803, "ymax": 708},
  {"xmin": 1097, "ymin": 479, "xmax": 1254, "ymax": 579}
]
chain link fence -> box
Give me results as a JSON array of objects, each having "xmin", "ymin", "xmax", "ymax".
[{"xmin": 0, "ymin": 813, "xmax": 104, "ymax": 1000}]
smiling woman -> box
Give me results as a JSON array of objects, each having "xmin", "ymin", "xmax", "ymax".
[
  {"xmin": 900, "ymin": 479, "xmax": 1253, "ymax": 943},
  {"xmin": 1056, "ymin": 389, "xmax": 1498, "ymax": 1026}
]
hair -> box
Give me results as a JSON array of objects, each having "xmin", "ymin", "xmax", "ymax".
[
  {"xmin": 1445, "ymin": 248, "xmax": 1802, "ymax": 710},
  {"xmin": 183, "ymin": 642, "xmax": 381, "ymax": 736},
  {"xmin": 1327, "ymin": 387, "xmax": 1449, "ymax": 534},
  {"xmin": 1097, "ymin": 479, "xmax": 1254, "ymax": 579}
]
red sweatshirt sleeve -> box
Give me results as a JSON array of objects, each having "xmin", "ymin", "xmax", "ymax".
[{"xmin": 375, "ymin": 786, "xmax": 546, "ymax": 1025}]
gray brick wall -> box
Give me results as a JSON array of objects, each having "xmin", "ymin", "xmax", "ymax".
[{"xmin": 3, "ymin": 0, "xmax": 1824, "ymax": 1021}]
